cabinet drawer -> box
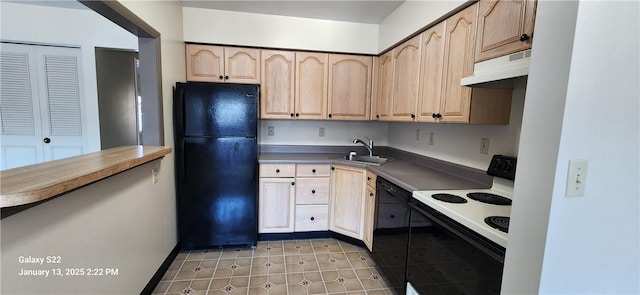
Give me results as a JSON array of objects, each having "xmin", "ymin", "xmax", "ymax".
[
  {"xmin": 296, "ymin": 178, "xmax": 330, "ymax": 204},
  {"xmin": 295, "ymin": 205, "xmax": 329, "ymax": 232},
  {"xmin": 296, "ymin": 164, "xmax": 331, "ymax": 177},
  {"xmin": 260, "ymin": 164, "xmax": 296, "ymax": 178},
  {"xmin": 366, "ymin": 170, "xmax": 377, "ymax": 189}
]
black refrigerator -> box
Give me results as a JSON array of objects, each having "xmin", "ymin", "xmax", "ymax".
[{"xmin": 174, "ymin": 82, "xmax": 258, "ymax": 250}]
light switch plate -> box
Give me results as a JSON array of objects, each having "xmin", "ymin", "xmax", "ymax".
[{"xmin": 566, "ymin": 159, "xmax": 588, "ymax": 197}]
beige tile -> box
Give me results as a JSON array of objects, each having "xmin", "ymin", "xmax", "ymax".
[
  {"xmin": 287, "ymin": 283, "xmax": 308, "ymax": 295},
  {"xmin": 194, "ymin": 267, "xmax": 215, "ymax": 279},
  {"xmin": 346, "ymin": 291, "xmax": 367, "ymax": 295},
  {"xmin": 248, "ymin": 286, "xmax": 269, "ymax": 295},
  {"xmin": 167, "ymin": 280, "xmax": 190, "ymax": 293},
  {"xmin": 152, "ymin": 281, "xmax": 170, "ymax": 293},
  {"xmin": 208, "ymin": 277, "xmax": 230, "ymax": 290},
  {"xmin": 342, "ymin": 278, "xmax": 364, "ymax": 292},
  {"xmin": 306, "ymin": 281, "xmax": 327, "ymax": 294},
  {"xmin": 181, "ymin": 261, "xmax": 201, "ymax": 271},
  {"xmin": 324, "ymin": 281, "xmax": 347, "ymax": 293},
  {"xmin": 345, "ymin": 252, "xmax": 375, "ymax": 268},
  {"xmin": 176, "ymin": 252, "xmax": 189, "ymax": 260},
  {"xmin": 174, "ymin": 269, "xmax": 196, "ymax": 281},
  {"xmin": 229, "ymin": 276, "xmax": 250, "ymax": 289},
  {"xmin": 366, "ymin": 289, "xmax": 393, "ymax": 295},
  {"xmin": 227, "ymin": 287, "xmax": 248, "ymax": 295},
  {"xmin": 186, "ymin": 251, "xmax": 207, "ymax": 261},
  {"xmin": 267, "ymin": 284, "xmax": 288, "ymax": 295},
  {"xmin": 200, "ymin": 260, "xmax": 217, "ymax": 269},
  {"xmin": 204, "ymin": 251, "xmax": 222, "ymax": 260},
  {"xmin": 168, "ymin": 260, "xmax": 184, "ymax": 270},
  {"xmin": 190, "ymin": 279, "xmax": 212, "ymax": 290},
  {"xmin": 161, "ymin": 269, "xmax": 178, "ymax": 281}
]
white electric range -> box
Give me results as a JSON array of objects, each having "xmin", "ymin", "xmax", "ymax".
[
  {"xmin": 413, "ymin": 177, "xmax": 513, "ymax": 247},
  {"xmin": 412, "ymin": 155, "xmax": 516, "ymax": 248}
]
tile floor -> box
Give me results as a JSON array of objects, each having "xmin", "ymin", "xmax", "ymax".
[{"xmin": 152, "ymin": 238, "xmax": 395, "ymax": 295}]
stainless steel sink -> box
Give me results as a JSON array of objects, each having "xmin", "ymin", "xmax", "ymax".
[{"xmin": 336, "ymin": 154, "xmax": 388, "ymax": 165}]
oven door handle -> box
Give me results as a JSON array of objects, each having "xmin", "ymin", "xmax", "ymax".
[{"xmin": 409, "ymin": 201, "xmax": 505, "ymax": 263}]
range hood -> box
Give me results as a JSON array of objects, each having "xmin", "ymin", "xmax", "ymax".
[{"xmin": 461, "ymin": 49, "xmax": 531, "ymax": 86}]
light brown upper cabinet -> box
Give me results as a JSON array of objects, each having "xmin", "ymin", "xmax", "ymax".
[
  {"xmin": 390, "ymin": 35, "xmax": 422, "ymax": 122},
  {"xmin": 417, "ymin": 22, "xmax": 446, "ymax": 123},
  {"xmin": 375, "ymin": 52, "xmax": 394, "ymax": 121},
  {"xmin": 295, "ymin": 52, "xmax": 329, "ymax": 120},
  {"xmin": 260, "ymin": 50, "xmax": 295, "ymax": 119},
  {"xmin": 327, "ymin": 54, "xmax": 373, "ymax": 121},
  {"xmin": 186, "ymin": 44, "xmax": 260, "ymax": 83},
  {"xmin": 417, "ymin": 3, "xmax": 512, "ymax": 124},
  {"xmin": 440, "ymin": 4, "xmax": 479, "ymax": 123},
  {"xmin": 475, "ymin": 0, "xmax": 537, "ymax": 62}
]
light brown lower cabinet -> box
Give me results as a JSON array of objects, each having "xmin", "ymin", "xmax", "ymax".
[
  {"xmin": 363, "ymin": 184, "xmax": 376, "ymax": 252},
  {"xmin": 258, "ymin": 177, "xmax": 296, "ymax": 233},
  {"xmin": 329, "ymin": 165, "xmax": 367, "ymax": 240}
]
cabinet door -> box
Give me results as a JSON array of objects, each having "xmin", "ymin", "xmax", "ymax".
[
  {"xmin": 224, "ymin": 47, "xmax": 260, "ymax": 84},
  {"xmin": 376, "ymin": 52, "xmax": 394, "ymax": 121},
  {"xmin": 260, "ymin": 50, "xmax": 295, "ymax": 119},
  {"xmin": 330, "ymin": 165, "xmax": 366, "ymax": 239},
  {"xmin": 475, "ymin": 0, "xmax": 537, "ymax": 62},
  {"xmin": 363, "ymin": 186, "xmax": 376, "ymax": 252},
  {"xmin": 296, "ymin": 52, "xmax": 328, "ymax": 120},
  {"xmin": 417, "ymin": 22, "xmax": 446, "ymax": 122},
  {"xmin": 186, "ymin": 44, "xmax": 224, "ymax": 82},
  {"xmin": 259, "ymin": 178, "xmax": 295, "ymax": 233},
  {"xmin": 440, "ymin": 4, "xmax": 478, "ymax": 123},
  {"xmin": 327, "ymin": 54, "xmax": 372, "ymax": 121},
  {"xmin": 390, "ymin": 35, "xmax": 422, "ymax": 122}
]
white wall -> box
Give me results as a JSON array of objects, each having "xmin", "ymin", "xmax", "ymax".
[
  {"xmin": 378, "ymin": 0, "xmax": 465, "ymax": 52},
  {"xmin": 0, "ymin": 2, "xmax": 139, "ymax": 153},
  {"xmin": 387, "ymin": 78, "xmax": 526, "ymax": 170},
  {"xmin": 183, "ymin": 7, "xmax": 378, "ymax": 54},
  {"xmin": 259, "ymin": 120, "xmax": 389, "ymax": 147},
  {"xmin": 504, "ymin": 1, "xmax": 640, "ymax": 293},
  {"xmin": 539, "ymin": 1, "xmax": 639, "ymax": 293},
  {"xmin": 0, "ymin": 0, "xmax": 185, "ymax": 293}
]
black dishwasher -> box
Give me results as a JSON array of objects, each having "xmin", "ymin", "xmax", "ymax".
[{"xmin": 371, "ymin": 177, "xmax": 411, "ymax": 295}]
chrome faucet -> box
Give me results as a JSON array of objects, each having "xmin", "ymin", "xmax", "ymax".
[{"xmin": 352, "ymin": 137, "xmax": 374, "ymax": 157}]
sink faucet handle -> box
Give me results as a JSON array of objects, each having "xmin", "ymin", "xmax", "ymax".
[{"xmin": 363, "ymin": 136, "xmax": 373, "ymax": 149}]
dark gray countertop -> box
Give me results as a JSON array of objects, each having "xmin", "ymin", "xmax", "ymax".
[{"xmin": 259, "ymin": 146, "xmax": 492, "ymax": 192}]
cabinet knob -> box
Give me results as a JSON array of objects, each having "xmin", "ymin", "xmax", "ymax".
[
  {"xmin": 310, "ymin": 217, "xmax": 315, "ymax": 221},
  {"xmin": 520, "ymin": 34, "xmax": 530, "ymax": 42},
  {"xmin": 295, "ymin": 113, "xmax": 299, "ymax": 117},
  {"xmin": 291, "ymin": 182, "xmax": 295, "ymax": 186},
  {"xmin": 432, "ymin": 113, "xmax": 437, "ymax": 119},
  {"xmin": 43, "ymin": 137, "xmax": 51, "ymax": 144},
  {"xmin": 328, "ymin": 114, "xmax": 332, "ymax": 118},
  {"xmin": 290, "ymin": 113, "xmax": 295, "ymax": 117},
  {"xmin": 219, "ymin": 75, "xmax": 224, "ymax": 80},
  {"xmin": 411, "ymin": 114, "xmax": 415, "ymax": 119},
  {"xmin": 224, "ymin": 75, "xmax": 229, "ymax": 80},
  {"xmin": 276, "ymin": 169, "xmax": 280, "ymax": 173},
  {"xmin": 376, "ymin": 115, "xmax": 380, "ymax": 118},
  {"xmin": 367, "ymin": 177, "xmax": 371, "ymax": 181},
  {"xmin": 312, "ymin": 169, "xmax": 316, "ymax": 173},
  {"xmin": 312, "ymin": 190, "xmax": 316, "ymax": 194},
  {"xmin": 331, "ymin": 167, "xmax": 335, "ymax": 171},
  {"xmin": 370, "ymin": 193, "xmax": 374, "ymax": 197}
]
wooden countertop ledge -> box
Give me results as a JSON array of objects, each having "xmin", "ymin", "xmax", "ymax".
[{"xmin": 0, "ymin": 146, "xmax": 171, "ymax": 208}]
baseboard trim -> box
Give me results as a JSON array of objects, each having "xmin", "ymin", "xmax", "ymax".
[
  {"xmin": 258, "ymin": 231, "xmax": 367, "ymax": 250},
  {"xmin": 140, "ymin": 243, "xmax": 181, "ymax": 295}
]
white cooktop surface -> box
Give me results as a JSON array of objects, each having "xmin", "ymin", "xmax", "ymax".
[{"xmin": 412, "ymin": 181, "xmax": 512, "ymax": 248}]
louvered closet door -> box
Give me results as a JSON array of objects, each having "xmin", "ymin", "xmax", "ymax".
[
  {"xmin": 0, "ymin": 43, "xmax": 86, "ymax": 169},
  {"xmin": 0, "ymin": 43, "xmax": 45, "ymax": 169},
  {"xmin": 36, "ymin": 46, "xmax": 85, "ymax": 161}
]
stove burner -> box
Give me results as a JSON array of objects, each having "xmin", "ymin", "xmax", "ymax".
[
  {"xmin": 431, "ymin": 193, "xmax": 467, "ymax": 204},
  {"xmin": 467, "ymin": 193, "xmax": 512, "ymax": 205},
  {"xmin": 485, "ymin": 216, "xmax": 510, "ymax": 233}
]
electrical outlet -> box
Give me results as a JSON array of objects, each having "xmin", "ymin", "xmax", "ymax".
[
  {"xmin": 428, "ymin": 133, "xmax": 435, "ymax": 145},
  {"xmin": 566, "ymin": 159, "xmax": 588, "ymax": 197},
  {"xmin": 480, "ymin": 138, "xmax": 490, "ymax": 154},
  {"xmin": 416, "ymin": 129, "xmax": 421, "ymax": 141},
  {"xmin": 267, "ymin": 126, "xmax": 274, "ymax": 136},
  {"xmin": 152, "ymin": 168, "xmax": 158, "ymax": 184},
  {"xmin": 319, "ymin": 127, "xmax": 325, "ymax": 137}
]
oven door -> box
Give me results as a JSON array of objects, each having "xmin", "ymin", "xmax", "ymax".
[{"xmin": 407, "ymin": 200, "xmax": 505, "ymax": 295}]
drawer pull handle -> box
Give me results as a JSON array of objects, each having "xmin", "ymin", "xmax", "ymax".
[
  {"xmin": 312, "ymin": 169, "xmax": 316, "ymax": 173},
  {"xmin": 310, "ymin": 217, "xmax": 315, "ymax": 221},
  {"xmin": 291, "ymin": 182, "xmax": 295, "ymax": 186},
  {"xmin": 312, "ymin": 190, "xmax": 316, "ymax": 194},
  {"xmin": 367, "ymin": 177, "xmax": 371, "ymax": 181},
  {"xmin": 276, "ymin": 169, "xmax": 280, "ymax": 173}
]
